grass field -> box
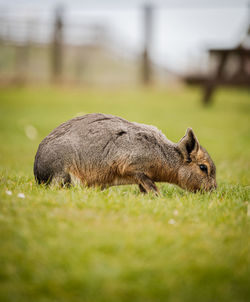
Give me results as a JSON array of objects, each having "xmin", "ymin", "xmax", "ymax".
[{"xmin": 0, "ymin": 85, "xmax": 249, "ymax": 302}]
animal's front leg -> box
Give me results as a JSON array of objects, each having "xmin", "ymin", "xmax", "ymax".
[
  {"xmin": 135, "ymin": 173, "xmax": 159, "ymax": 195},
  {"xmin": 139, "ymin": 184, "xmax": 147, "ymax": 193}
]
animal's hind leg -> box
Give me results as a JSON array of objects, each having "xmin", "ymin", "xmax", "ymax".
[
  {"xmin": 61, "ymin": 173, "xmax": 71, "ymax": 188},
  {"xmin": 51, "ymin": 172, "xmax": 71, "ymax": 188},
  {"xmin": 135, "ymin": 173, "xmax": 159, "ymax": 195}
]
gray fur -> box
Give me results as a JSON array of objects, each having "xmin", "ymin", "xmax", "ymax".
[{"xmin": 34, "ymin": 113, "xmax": 217, "ymax": 193}]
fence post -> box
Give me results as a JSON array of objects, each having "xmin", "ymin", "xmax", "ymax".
[
  {"xmin": 142, "ymin": 5, "xmax": 153, "ymax": 85},
  {"xmin": 14, "ymin": 44, "xmax": 29, "ymax": 84},
  {"xmin": 51, "ymin": 6, "xmax": 63, "ymax": 83}
]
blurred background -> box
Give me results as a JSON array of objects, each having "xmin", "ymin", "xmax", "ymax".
[
  {"xmin": 0, "ymin": 3, "xmax": 250, "ymax": 301},
  {"xmin": 0, "ymin": 0, "xmax": 249, "ymax": 103}
]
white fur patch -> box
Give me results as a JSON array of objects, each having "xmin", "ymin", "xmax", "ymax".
[{"xmin": 69, "ymin": 172, "xmax": 82, "ymax": 186}]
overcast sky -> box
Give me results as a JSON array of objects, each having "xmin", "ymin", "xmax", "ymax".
[{"xmin": 0, "ymin": 0, "xmax": 249, "ymax": 73}]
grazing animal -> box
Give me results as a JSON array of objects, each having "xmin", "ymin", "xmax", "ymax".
[{"xmin": 34, "ymin": 113, "xmax": 217, "ymax": 193}]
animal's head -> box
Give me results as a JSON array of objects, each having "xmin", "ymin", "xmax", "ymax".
[{"xmin": 177, "ymin": 128, "xmax": 217, "ymax": 192}]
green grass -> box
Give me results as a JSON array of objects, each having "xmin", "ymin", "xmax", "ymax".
[{"xmin": 0, "ymin": 85, "xmax": 250, "ymax": 302}]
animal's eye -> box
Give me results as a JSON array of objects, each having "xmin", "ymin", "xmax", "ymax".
[{"xmin": 199, "ymin": 164, "xmax": 208, "ymax": 173}]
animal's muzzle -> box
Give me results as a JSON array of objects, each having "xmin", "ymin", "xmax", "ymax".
[{"xmin": 210, "ymin": 180, "xmax": 217, "ymax": 191}]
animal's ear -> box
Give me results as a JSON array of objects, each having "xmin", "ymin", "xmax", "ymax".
[{"xmin": 178, "ymin": 128, "xmax": 200, "ymax": 161}]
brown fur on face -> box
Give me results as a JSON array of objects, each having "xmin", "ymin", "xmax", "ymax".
[{"xmin": 177, "ymin": 128, "xmax": 217, "ymax": 192}]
